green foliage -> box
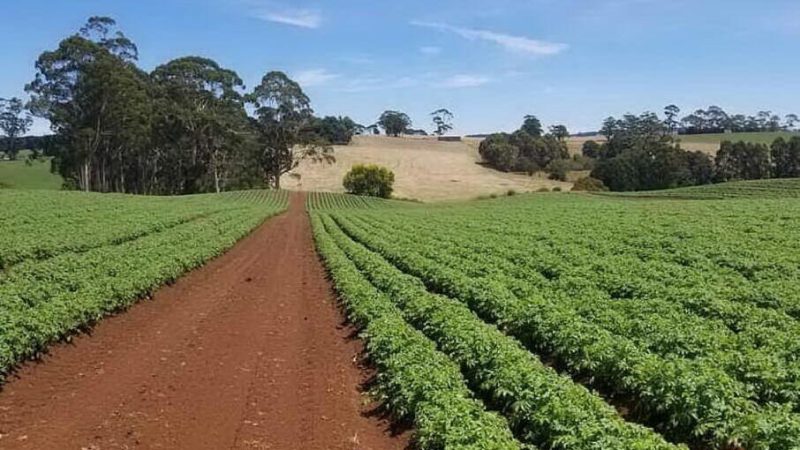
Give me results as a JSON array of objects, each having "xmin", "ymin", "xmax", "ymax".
[
  {"xmin": 714, "ymin": 141, "xmax": 771, "ymax": 182},
  {"xmin": 0, "ymin": 189, "xmax": 287, "ymax": 375},
  {"xmin": 520, "ymin": 115, "xmax": 543, "ymax": 137},
  {"xmin": 0, "ymin": 97, "xmax": 33, "ymax": 160},
  {"xmin": 771, "ymin": 137, "xmax": 800, "ymax": 178},
  {"xmin": 590, "ymin": 113, "xmax": 715, "ymax": 191},
  {"xmin": 343, "ymin": 164, "xmax": 395, "ymax": 198},
  {"xmin": 247, "ymin": 71, "xmax": 334, "ymax": 189},
  {"xmin": 430, "ymin": 108, "xmax": 454, "ymax": 136},
  {"xmin": 310, "ymin": 214, "xmax": 520, "ymax": 450},
  {"xmin": 609, "ymin": 178, "xmax": 800, "ymax": 199},
  {"xmin": 581, "ymin": 140, "xmax": 602, "ymax": 158},
  {"xmin": 571, "ymin": 176, "xmax": 608, "ymax": 191},
  {"xmin": 314, "ymin": 194, "xmax": 800, "ymax": 449},
  {"xmin": 315, "ymin": 212, "xmax": 684, "ymax": 450},
  {"xmin": 544, "ymin": 158, "xmax": 570, "ymax": 181},
  {"xmin": 478, "ymin": 130, "xmax": 568, "ymax": 174},
  {"xmin": 0, "ymin": 153, "xmax": 62, "ymax": 189},
  {"xmin": 377, "ymin": 110, "xmax": 412, "ymax": 137},
  {"xmin": 306, "ymin": 192, "xmax": 416, "ymax": 210},
  {"xmin": 310, "ymin": 116, "xmax": 359, "ymax": 145}
]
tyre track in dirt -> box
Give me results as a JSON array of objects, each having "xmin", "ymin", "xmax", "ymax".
[{"xmin": 0, "ymin": 193, "xmax": 408, "ymax": 450}]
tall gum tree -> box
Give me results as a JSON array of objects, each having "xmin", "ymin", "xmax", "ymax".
[{"xmin": 247, "ymin": 71, "xmax": 334, "ymax": 189}]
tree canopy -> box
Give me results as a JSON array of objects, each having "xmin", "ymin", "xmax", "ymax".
[
  {"xmin": 20, "ymin": 16, "xmax": 339, "ymax": 194},
  {"xmin": 430, "ymin": 108, "xmax": 454, "ymax": 136},
  {"xmin": 378, "ymin": 110, "xmax": 412, "ymax": 137},
  {"xmin": 0, "ymin": 97, "xmax": 33, "ymax": 160}
]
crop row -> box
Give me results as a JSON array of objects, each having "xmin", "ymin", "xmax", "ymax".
[
  {"xmin": 310, "ymin": 214, "xmax": 520, "ymax": 450},
  {"xmin": 0, "ymin": 194, "xmax": 285, "ymax": 375},
  {"xmin": 605, "ymin": 178, "xmax": 800, "ymax": 199},
  {"xmin": 0, "ymin": 190, "xmax": 288, "ymax": 269},
  {"xmin": 316, "ymin": 213, "xmax": 682, "ymax": 450},
  {"xmin": 329, "ymin": 212, "xmax": 800, "ymax": 449},
  {"xmin": 306, "ymin": 191, "xmax": 414, "ymax": 211},
  {"xmin": 349, "ymin": 212, "xmax": 800, "ymax": 407}
]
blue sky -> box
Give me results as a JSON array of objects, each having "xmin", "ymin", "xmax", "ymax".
[{"xmin": 2, "ymin": 0, "xmax": 799, "ymax": 135}]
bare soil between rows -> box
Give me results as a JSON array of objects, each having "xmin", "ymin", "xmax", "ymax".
[{"xmin": 0, "ymin": 193, "xmax": 409, "ymax": 450}]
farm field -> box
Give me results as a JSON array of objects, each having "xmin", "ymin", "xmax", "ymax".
[
  {"xmin": 0, "ymin": 152, "xmax": 62, "ymax": 189},
  {"xmin": 310, "ymin": 185, "xmax": 800, "ymax": 450},
  {"xmin": 608, "ymin": 178, "xmax": 800, "ymax": 199},
  {"xmin": 566, "ymin": 131, "xmax": 800, "ymax": 155},
  {"xmin": 282, "ymin": 135, "xmax": 573, "ymax": 201},
  {"xmin": 0, "ymin": 191, "xmax": 411, "ymax": 450},
  {"xmin": 0, "ymin": 189, "xmax": 288, "ymax": 373}
]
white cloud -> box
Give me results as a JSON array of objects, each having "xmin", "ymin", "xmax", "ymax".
[
  {"xmin": 255, "ymin": 7, "xmax": 322, "ymax": 28},
  {"xmin": 438, "ymin": 74, "xmax": 491, "ymax": 88},
  {"xmin": 420, "ymin": 46, "xmax": 442, "ymax": 55},
  {"xmin": 293, "ymin": 69, "xmax": 339, "ymax": 87},
  {"xmin": 411, "ymin": 21, "xmax": 567, "ymax": 56}
]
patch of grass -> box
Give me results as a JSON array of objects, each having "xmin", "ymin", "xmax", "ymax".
[{"xmin": 0, "ymin": 152, "xmax": 62, "ymax": 190}]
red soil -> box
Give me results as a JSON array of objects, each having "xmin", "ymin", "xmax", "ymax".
[{"xmin": 0, "ymin": 193, "xmax": 409, "ymax": 450}]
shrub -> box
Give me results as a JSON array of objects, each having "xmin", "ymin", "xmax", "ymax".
[
  {"xmin": 343, "ymin": 164, "xmax": 395, "ymax": 198},
  {"xmin": 572, "ymin": 176, "xmax": 609, "ymax": 192},
  {"xmin": 582, "ymin": 140, "xmax": 602, "ymax": 158},
  {"xmin": 552, "ymin": 186, "xmax": 562, "ymax": 192},
  {"xmin": 545, "ymin": 158, "xmax": 571, "ymax": 181},
  {"xmin": 537, "ymin": 187, "xmax": 550, "ymax": 192},
  {"xmin": 506, "ymin": 189, "xmax": 516, "ymax": 196}
]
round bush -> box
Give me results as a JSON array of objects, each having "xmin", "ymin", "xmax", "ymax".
[
  {"xmin": 572, "ymin": 176, "xmax": 609, "ymax": 192},
  {"xmin": 343, "ymin": 164, "xmax": 395, "ymax": 198}
]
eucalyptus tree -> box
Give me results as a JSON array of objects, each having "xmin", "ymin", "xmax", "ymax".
[
  {"xmin": 247, "ymin": 71, "xmax": 334, "ymax": 189},
  {"xmin": 0, "ymin": 97, "xmax": 33, "ymax": 160},
  {"xmin": 430, "ymin": 108, "xmax": 454, "ymax": 136},
  {"xmin": 150, "ymin": 57, "xmax": 248, "ymax": 193},
  {"xmin": 378, "ymin": 110, "xmax": 412, "ymax": 137},
  {"xmin": 26, "ymin": 16, "xmax": 149, "ymax": 191}
]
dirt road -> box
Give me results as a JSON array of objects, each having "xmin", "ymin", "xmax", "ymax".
[{"xmin": 0, "ymin": 193, "xmax": 408, "ymax": 450}]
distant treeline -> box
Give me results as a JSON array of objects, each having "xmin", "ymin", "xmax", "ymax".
[
  {"xmin": 14, "ymin": 16, "xmax": 358, "ymax": 194},
  {"xmin": 586, "ymin": 113, "xmax": 800, "ymax": 191},
  {"xmin": 0, "ymin": 135, "xmax": 57, "ymax": 156}
]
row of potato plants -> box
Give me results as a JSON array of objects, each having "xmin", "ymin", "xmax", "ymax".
[
  {"xmin": 609, "ymin": 178, "xmax": 800, "ymax": 199},
  {"xmin": 310, "ymin": 214, "xmax": 521, "ymax": 450},
  {"xmin": 0, "ymin": 194, "xmax": 285, "ymax": 375},
  {"xmin": 329, "ymin": 211, "xmax": 800, "ymax": 450},
  {"xmin": 350, "ymin": 212, "xmax": 800, "ymax": 408},
  {"xmin": 306, "ymin": 191, "xmax": 415, "ymax": 211},
  {"xmin": 0, "ymin": 190, "xmax": 288, "ymax": 269},
  {"xmin": 317, "ymin": 213, "xmax": 683, "ymax": 450},
  {"xmin": 349, "ymin": 196, "xmax": 800, "ymax": 381}
]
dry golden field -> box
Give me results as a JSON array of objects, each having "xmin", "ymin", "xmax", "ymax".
[{"xmin": 281, "ymin": 135, "xmax": 572, "ymax": 202}]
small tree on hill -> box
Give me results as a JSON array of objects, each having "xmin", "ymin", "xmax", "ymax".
[
  {"xmin": 343, "ymin": 164, "xmax": 395, "ymax": 198},
  {"xmin": 378, "ymin": 110, "xmax": 411, "ymax": 137},
  {"xmin": 430, "ymin": 108, "xmax": 454, "ymax": 136},
  {"xmin": 549, "ymin": 124, "xmax": 569, "ymax": 142},
  {"xmin": 0, "ymin": 97, "xmax": 33, "ymax": 160},
  {"xmin": 521, "ymin": 115, "xmax": 543, "ymax": 137},
  {"xmin": 247, "ymin": 71, "xmax": 334, "ymax": 189}
]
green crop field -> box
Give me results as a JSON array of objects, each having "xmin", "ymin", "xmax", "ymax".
[
  {"xmin": 310, "ymin": 182, "xmax": 800, "ymax": 450},
  {"xmin": 0, "ymin": 152, "xmax": 63, "ymax": 190},
  {"xmin": 607, "ymin": 178, "xmax": 800, "ymax": 199},
  {"xmin": 678, "ymin": 131, "xmax": 800, "ymax": 145},
  {"xmin": 0, "ymin": 189, "xmax": 287, "ymax": 374}
]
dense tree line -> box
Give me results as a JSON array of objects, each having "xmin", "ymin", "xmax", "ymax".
[
  {"xmin": 478, "ymin": 116, "xmax": 575, "ymax": 179},
  {"xmin": 660, "ymin": 104, "xmax": 798, "ymax": 135},
  {"xmin": 19, "ymin": 16, "xmax": 356, "ymax": 193},
  {"xmin": 588, "ymin": 114, "xmax": 713, "ymax": 191},
  {"xmin": 585, "ymin": 112, "xmax": 800, "ymax": 191}
]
